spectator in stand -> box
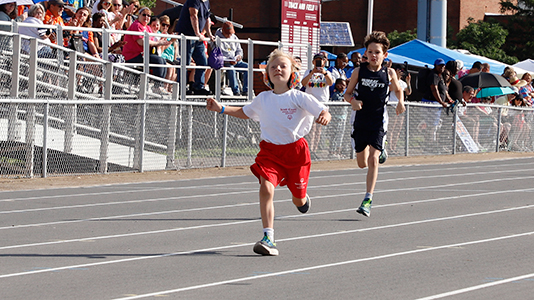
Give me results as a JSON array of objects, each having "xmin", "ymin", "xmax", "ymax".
[
  {"xmin": 457, "ymin": 85, "xmax": 483, "ymax": 149},
  {"xmin": 19, "ymin": 4, "xmax": 54, "ymax": 57},
  {"xmin": 159, "ymin": 15, "xmax": 179, "ymax": 92},
  {"xmin": 174, "ymin": 0, "xmax": 215, "ymax": 95},
  {"xmin": 44, "ymin": 0, "xmax": 65, "ymax": 44},
  {"xmin": 327, "ymin": 52, "xmax": 348, "ymax": 94},
  {"xmin": 123, "ymin": 0, "xmax": 139, "ymax": 29},
  {"xmin": 458, "ymin": 61, "xmax": 482, "ymax": 78},
  {"xmin": 301, "ymin": 52, "xmax": 333, "ymax": 159},
  {"xmin": 519, "ymin": 73, "xmax": 534, "ymax": 106},
  {"xmin": 65, "ymin": 7, "xmax": 97, "ymax": 56},
  {"xmin": 481, "ymin": 63, "xmax": 490, "ymax": 73},
  {"xmin": 388, "ymin": 65, "xmax": 412, "ymax": 154},
  {"xmin": 106, "ymin": 0, "xmax": 131, "ymax": 42},
  {"xmin": 92, "ymin": 12, "xmax": 125, "ymax": 62},
  {"xmin": 421, "ymin": 58, "xmax": 452, "ymax": 143},
  {"xmin": 293, "ymin": 56, "xmax": 303, "ymax": 90},
  {"xmin": 215, "ymin": 21, "xmax": 248, "ymax": 96},
  {"xmin": 345, "ymin": 51, "xmax": 362, "ymax": 79},
  {"xmin": 0, "ymin": 2, "xmax": 16, "ymax": 32},
  {"xmin": 123, "ymin": 7, "xmax": 171, "ymax": 93},
  {"xmin": 502, "ymin": 66, "xmax": 516, "ymax": 81},
  {"xmin": 328, "ymin": 78, "xmax": 348, "ymax": 158},
  {"xmin": 445, "ymin": 60, "xmax": 463, "ymax": 103},
  {"xmin": 508, "ymin": 92, "xmax": 531, "ymax": 151}
]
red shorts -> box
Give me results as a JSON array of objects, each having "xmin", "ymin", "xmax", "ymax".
[{"xmin": 250, "ymin": 138, "xmax": 311, "ymax": 199}]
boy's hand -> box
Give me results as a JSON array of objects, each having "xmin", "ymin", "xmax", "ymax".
[
  {"xmin": 316, "ymin": 110, "xmax": 331, "ymax": 126},
  {"xmin": 350, "ymin": 99, "xmax": 363, "ymax": 111},
  {"xmin": 206, "ymin": 97, "xmax": 222, "ymax": 113}
]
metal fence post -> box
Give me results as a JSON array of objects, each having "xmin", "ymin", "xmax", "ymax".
[
  {"xmin": 496, "ymin": 107, "xmax": 502, "ymax": 152},
  {"xmin": 187, "ymin": 105, "xmax": 193, "ymax": 167},
  {"xmin": 221, "ymin": 114, "xmax": 228, "ymax": 167},
  {"xmin": 452, "ymin": 106, "xmax": 458, "ymax": 155},
  {"xmin": 166, "ymin": 105, "xmax": 178, "ymax": 169},
  {"xmin": 139, "ymin": 102, "xmax": 147, "ymax": 172},
  {"xmin": 64, "ymin": 51, "xmax": 77, "ymax": 153},
  {"xmin": 248, "ymin": 38, "xmax": 254, "ymax": 100},
  {"xmin": 42, "ymin": 102, "xmax": 49, "ymax": 178},
  {"xmin": 11, "ymin": 34, "xmax": 20, "ymax": 98},
  {"xmin": 405, "ymin": 104, "xmax": 410, "ymax": 157},
  {"xmin": 180, "ymin": 34, "xmax": 187, "ymax": 101},
  {"xmin": 99, "ymin": 62, "xmax": 113, "ymax": 173},
  {"xmin": 134, "ymin": 74, "xmax": 148, "ymax": 171},
  {"xmin": 25, "ymin": 39, "xmax": 39, "ymax": 178}
]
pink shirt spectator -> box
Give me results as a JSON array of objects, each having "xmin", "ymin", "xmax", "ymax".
[
  {"xmin": 122, "ymin": 20, "xmax": 153, "ymax": 61},
  {"xmin": 457, "ymin": 68, "xmax": 469, "ymax": 78},
  {"xmin": 519, "ymin": 84, "xmax": 534, "ymax": 106}
]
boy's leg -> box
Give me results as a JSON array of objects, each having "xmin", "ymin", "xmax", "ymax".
[{"xmin": 366, "ymin": 146, "xmax": 381, "ymax": 195}]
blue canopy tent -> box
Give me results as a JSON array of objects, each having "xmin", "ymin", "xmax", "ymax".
[
  {"xmin": 346, "ymin": 48, "xmax": 427, "ymax": 68},
  {"xmin": 388, "ymin": 39, "xmax": 510, "ymax": 75}
]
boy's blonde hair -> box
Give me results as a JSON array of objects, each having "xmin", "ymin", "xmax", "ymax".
[{"xmin": 264, "ymin": 49, "xmax": 298, "ymax": 88}]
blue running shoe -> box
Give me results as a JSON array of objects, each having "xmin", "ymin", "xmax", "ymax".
[
  {"xmin": 356, "ymin": 198, "xmax": 372, "ymax": 217},
  {"xmin": 253, "ymin": 234, "xmax": 279, "ymax": 256}
]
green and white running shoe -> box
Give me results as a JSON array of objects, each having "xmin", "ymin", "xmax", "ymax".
[
  {"xmin": 253, "ymin": 234, "xmax": 279, "ymax": 256},
  {"xmin": 379, "ymin": 148, "xmax": 388, "ymax": 164},
  {"xmin": 356, "ymin": 198, "xmax": 372, "ymax": 217}
]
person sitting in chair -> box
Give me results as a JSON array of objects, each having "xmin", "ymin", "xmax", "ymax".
[{"xmin": 215, "ymin": 21, "xmax": 248, "ymax": 96}]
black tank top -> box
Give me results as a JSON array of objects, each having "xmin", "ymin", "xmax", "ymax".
[{"xmin": 354, "ymin": 63, "xmax": 389, "ymax": 130}]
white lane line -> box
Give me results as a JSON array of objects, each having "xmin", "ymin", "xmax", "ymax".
[
  {"xmin": 414, "ymin": 272, "xmax": 534, "ymax": 300},
  {"xmin": 111, "ymin": 230, "xmax": 534, "ymax": 300},
  {"xmin": 2, "ymin": 175, "xmax": 534, "ymax": 232},
  {"xmin": 3, "ymin": 166, "xmax": 534, "ymax": 217},
  {"xmin": 1, "ymin": 160, "xmax": 531, "ymax": 203},
  {"xmin": 1, "ymin": 204, "xmax": 532, "ymax": 279}
]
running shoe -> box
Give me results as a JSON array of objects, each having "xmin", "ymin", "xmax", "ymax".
[
  {"xmin": 297, "ymin": 194, "xmax": 311, "ymax": 213},
  {"xmin": 379, "ymin": 141, "xmax": 388, "ymax": 164},
  {"xmin": 356, "ymin": 198, "xmax": 372, "ymax": 217},
  {"xmin": 253, "ymin": 234, "xmax": 279, "ymax": 256}
]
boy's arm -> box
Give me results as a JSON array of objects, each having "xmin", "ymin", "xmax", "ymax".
[
  {"xmin": 388, "ymin": 68, "xmax": 405, "ymax": 115},
  {"xmin": 343, "ymin": 67, "xmax": 362, "ymax": 110},
  {"xmin": 206, "ymin": 98, "xmax": 249, "ymax": 119}
]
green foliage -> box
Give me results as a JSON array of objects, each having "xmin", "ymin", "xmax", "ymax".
[
  {"xmin": 139, "ymin": 0, "xmax": 156, "ymax": 9},
  {"xmin": 499, "ymin": 0, "xmax": 534, "ymax": 60},
  {"xmin": 455, "ymin": 18, "xmax": 518, "ymax": 64},
  {"xmin": 387, "ymin": 29, "xmax": 417, "ymax": 48}
]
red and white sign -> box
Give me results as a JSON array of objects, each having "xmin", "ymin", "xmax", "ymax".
[{"xmin": 281, "ymin": 0, "xmax": 321, "ymax": 68}]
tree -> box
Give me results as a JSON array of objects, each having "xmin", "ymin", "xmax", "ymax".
[
  {"xmin": 387, "ymin": 29, "xmax": 417, "ymax": 48},
  {"xmin": 499, "ymin": 0, "xmax": 534, "ymax": 60},
  {"xmin": 139, "ymin": 0, "xmax": 156, "ymax": 9},
  {"xmin": 455, "ymin": 18, "xmax": 518, "ymax": 65}
]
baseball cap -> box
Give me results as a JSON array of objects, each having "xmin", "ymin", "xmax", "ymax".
[
  {"xmin": 313, "ymin": 53, "xmax": 325, "ymax": 60},
  {"xmin": 49, "ymin": 0, "xmax": 66, "ymax": 6},
  {"xmin": 434, "ymin": 58, "xmax": 445, "ymax": 66}
]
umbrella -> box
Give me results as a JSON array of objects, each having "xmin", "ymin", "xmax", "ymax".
[
  {"xmin": 477, "ymin": 86, "xmax": 515, "ymax": 98},
  {"xmin": 459, "ymin": 72, "xmax": 511, "ymax": 89}
]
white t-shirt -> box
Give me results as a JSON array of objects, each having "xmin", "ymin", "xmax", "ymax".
[
  {"xmin": 243, "ymin": 89, "xmax": 327, "ymax": 145},
  {"xmin": 303, "ymin": 69, "xmax": 332, "ymax": 102}
]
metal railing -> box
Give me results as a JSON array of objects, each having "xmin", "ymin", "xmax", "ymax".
[{"xmin": 1, "ymin": 23, "xmax": 534, "ymax": 178}]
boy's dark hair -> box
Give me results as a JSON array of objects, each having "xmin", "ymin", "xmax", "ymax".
[
  {"xmin": 335, "ymin": 78, "xmax": 345, "ymax": 85},
  {"xmin": 363, "ymin": 31, "xmax": 390, "ymax": 52},
  {"xmin": 463, "ymin": 85, "xmax": 474, "ymax": 93}
]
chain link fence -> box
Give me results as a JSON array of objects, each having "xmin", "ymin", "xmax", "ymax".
[{"xmin": 1, "ymin": 99, "xmax": 534, "ymax": 178}]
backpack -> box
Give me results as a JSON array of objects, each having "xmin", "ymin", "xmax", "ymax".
[
  {"xmin": 208, "ymin": 46, "xmax": 224, "ymax": 70},
  {"xmin": 416, "ymin": 67, "xmax": 432, "ymax": 95}
]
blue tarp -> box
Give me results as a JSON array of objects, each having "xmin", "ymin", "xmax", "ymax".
[
  {"xmin": 346, "ymin": 48, "xmax": 427, "ymax": 68},
  {"xmin": 388, "ymin": 39, "xmax": 510, "ymax": 74}
]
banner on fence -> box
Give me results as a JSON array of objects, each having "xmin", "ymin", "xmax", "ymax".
[{"xmin": 456, "ymin": 117, "xmax": 480, "ymax": 153}]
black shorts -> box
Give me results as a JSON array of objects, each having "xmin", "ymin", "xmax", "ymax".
[{"xmin": 352, "ymin": 128, "xmax": 386, "ymax": 153}]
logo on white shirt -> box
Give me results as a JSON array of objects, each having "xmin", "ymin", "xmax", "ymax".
[{"xmin": 280, "ymin": 108, "xmax": 297, "ymax": 120}]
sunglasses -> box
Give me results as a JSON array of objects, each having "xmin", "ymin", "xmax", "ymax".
[
  {"xmin": 161, "ymin": 23, "xmax": 170, "ymax": 27},
  {"xmin": 141, "ymin": 13, "xmax": 151, "ymax": 17},
  {"xmin": 103, "ymin": 2, "xmax": 111, "ymax": 4},
  {"xmin": 112, "ymin": 3, "xmax": 122, "ymax": 6}
]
